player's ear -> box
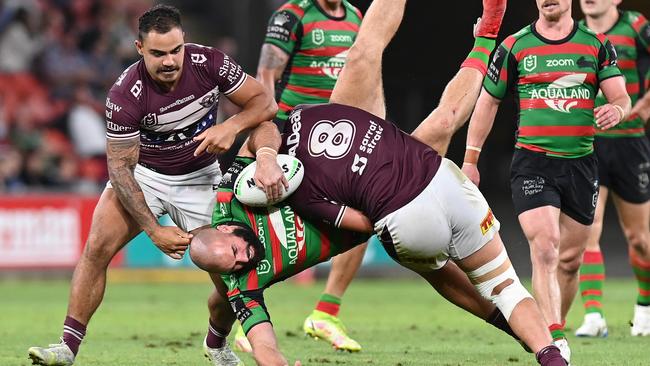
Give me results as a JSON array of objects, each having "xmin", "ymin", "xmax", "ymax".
[
  {"xmin": 135, "ymin": 39, "xmax": 144, "ymax": 56},
  {"xmin": 215, "ymin": 224, "xmax": 236, "ymax": 233}
]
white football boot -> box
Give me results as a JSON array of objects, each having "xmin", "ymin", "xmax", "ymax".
[
  {"xmin": 575, "ymin": 312, "xmax": 608, "ymax": 337},
  {"xmin": 630, "ymin": 304, "xmax": 650, "ymax": 336},
  {"xmin": 28, "ymin": 341, "xmax": 75, "ymax": 366},
  {"xmin": 552, "ymin": 338, "xmax": 571, "ymax": 366},
  {"xmin": 203, "ymin": 338, "xmax": 244, "ymax": 366}
]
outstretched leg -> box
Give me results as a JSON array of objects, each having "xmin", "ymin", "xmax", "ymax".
[
  {"xmin": 455, "ymin": 234, "xmax": 566, "ymax": 365},
  {"xmin": 330, "ymin": 0, "xmax": 408, "ymax": 118},
  {"xmin": 412, "ymin": 0, "xmax": 507, "ymax": 155},
  {"xmin": 301, "ymin": 0, "xmax": 408, "ymax": 352},
  {"xmin": 418, "ymin": 260, "xmax": 526, "ymax": 346}
]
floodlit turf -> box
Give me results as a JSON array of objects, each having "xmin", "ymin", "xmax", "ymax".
[{"xmin": 3, "ymin": 276, "xmax": 648, "ymax": 365}]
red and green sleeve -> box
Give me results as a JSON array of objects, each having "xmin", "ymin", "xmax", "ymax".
[
  {"xmin": 595, "ymin": 33, "xmax": 622, "ymax": 81},
  {"xmin": 263, "ymin": 5, "xmax": 303, "ymax": 55}
]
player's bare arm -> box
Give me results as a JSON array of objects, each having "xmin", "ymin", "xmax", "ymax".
[
  {"xmin": 339, "ymin": 207, "xmax": 374, "ymax": 233},
  {"xmin": 247, "ymin": 322, "xmax": 301, "ymax": 366},
  {"xmin": 256, "ymin": 44, "xmax": 290, "ymax": 93},
  {"xmin": 461, "ymin": 89, "xmax": 501, "ymax": 186},
  {"xmin": 595, "ymin": 76, "xmax": 631, "ymax": 130},
  {"xmin": 193, "ymin": 76, "xmax": 278, "ymax": 156},
  {"xmin": 107, "ymin": 137, "xmax": 191, "ymax": 259},
  {"xmin": 630, "ymin": 91, "xmax": 650, "ymax": 122},
  {"xmin": 240, "ymin": 120, "xmax": 288, "ymax": 201}
]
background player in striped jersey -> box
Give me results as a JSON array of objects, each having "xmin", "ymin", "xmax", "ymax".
[
  {"xmin": 235, "ymin": 0, "xmax": 365, "ymax": 353},
  {"xmin": 192, "ymin": 0, "xmax": 568, "ymax": 365},
  {"xmin": 462, "ymin": 0, "xmax": 631, "ymax": 363},
  {"xmin": 575, "ymin": 0, "xmax": 650, "ymax": 338},
  {"xmin": 27, "ymin": 5, "xmax": 280, "ymax": 366}
]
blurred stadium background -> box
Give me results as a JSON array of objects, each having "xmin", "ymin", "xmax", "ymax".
[
  {"xmin": 3, "ymin": 1, "xmax": 650, "ymax": 365},
  {"xmin": 0, "ymin": 0, "xmax": 649, "ymax": 279}
]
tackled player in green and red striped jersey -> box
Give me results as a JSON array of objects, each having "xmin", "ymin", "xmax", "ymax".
[
  {"xmin": 462, "ymin": 0, "xmax": 632, "ymax": 363},
  {"xmin": 575, "ymin": 0, "xmax": 650, "ymax": 339},
  {"xmin": 211, "ymin": 156, "xmax": 366, "ymax": 334}
]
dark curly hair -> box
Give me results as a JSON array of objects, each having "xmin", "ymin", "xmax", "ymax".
[{"xmin": 138, "ymin": 4, "xmax": 182, "ymax": 40}]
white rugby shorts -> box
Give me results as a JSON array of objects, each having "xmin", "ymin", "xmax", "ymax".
[
  {"xmin": 374, "ymin": 158, "xmax": 500, "ymax": 272},
  {"xmin": 106, "ymin": 162, "xmax": 221, "ymax": 231}
]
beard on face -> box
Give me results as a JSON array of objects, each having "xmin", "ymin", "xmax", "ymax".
[
  {"xmin": 540, "ymin": 0, "xmax": 564, "ymax": 22},
  {"xmin": 543, "ymin": 11, "xmax": 562, "ymax": 22}
]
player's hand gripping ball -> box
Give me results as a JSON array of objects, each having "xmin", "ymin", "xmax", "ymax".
[{"xmin": 234, "ymin": 154, "xmax": 304, "ymax": 207}]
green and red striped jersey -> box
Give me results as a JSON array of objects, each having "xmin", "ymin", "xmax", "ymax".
[
  {"xmin": 484, "ymin": 21, "xmax": 622, "ymax": 158},
  {"xmin": 213, "ymin": 157, "xmax": 364, "ymax": 333},
  {"xmin": 264, "ymin": 0, "xmax": 362, "ymax": 123},
  {"xmin": 582, "ymin": 10, "xmax": 650, "ymax": 138}
]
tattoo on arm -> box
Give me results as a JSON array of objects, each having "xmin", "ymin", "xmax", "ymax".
[
  {"xmin": 259, "ymin": 44, "xmax": 290, "ymax": 78},
  {"xmin": 106, "ymin": 138, "xmax": 157, "ymax": 233}
]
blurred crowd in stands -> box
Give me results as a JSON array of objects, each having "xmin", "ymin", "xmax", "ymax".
[
  {"xmin": 0, "ymin": 0, "xmax": 152, "ymax": 193},
  {"xmin": 0, "ymin": 0, "xmax": 247, "ymax": 194}
]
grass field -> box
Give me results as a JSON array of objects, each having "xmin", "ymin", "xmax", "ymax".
[{"xmin": 2, "ymin": 275, "xmax": 647, "ymax": 365}]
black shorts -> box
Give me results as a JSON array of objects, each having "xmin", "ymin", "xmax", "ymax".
[
  {"xmin": 594, "ymin": 136, "xmax": 650, "ymax": 203},
  {"xmin": 510, "ymin": 148, "xmax": 598, "ymax": 225}
]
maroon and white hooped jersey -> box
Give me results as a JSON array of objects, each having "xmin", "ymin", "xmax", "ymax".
[
  {"xmin": 280, "ymin": 103, "xmax": 442, "ymax": 226},
  {"xmin": 105, "ymin": 43, "xmax": 247, "ymax": 175}
]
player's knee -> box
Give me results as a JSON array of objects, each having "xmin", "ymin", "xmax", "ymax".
[
  {"xmin": 82, "ymin": 232, "xmax": 121, "ymax": 266},
  {"xmin": 624, "ymin": 229, "xmax": 649, "ymax": 255},
  {"xmin": 491, "ymin": 278, "xmax": 532, "ymax": 320},
  {"xmin": 208, "ymin": 289, "xmax": 233, "ymax": 319},
  {"xmin": 558, "ymin": 253, "xmax": 582, "ymax": 276},
  {"xmin": 530, "ymin": 238, "xmax": 560, "ymax": 269},
  {"xmin": 468, "ymin": 251, "xmax": 532, "ymax": 320},
  {"xmin": 558, "ymin": 243, "xmax": 585, "ymax": 274}
]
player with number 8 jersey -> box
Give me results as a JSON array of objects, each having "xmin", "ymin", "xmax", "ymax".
[{"xmin": 282, "ymin": 103, "xmax": 440, "ymax": 227}]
